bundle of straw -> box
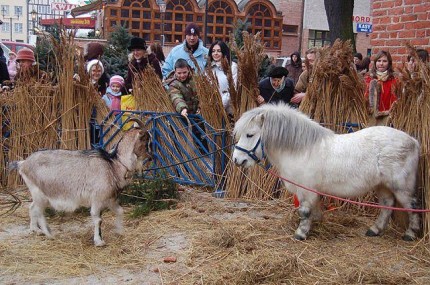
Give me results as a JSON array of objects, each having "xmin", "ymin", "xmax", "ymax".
[
  {"xmin": 391, "ymin": 44, "xmax": 430, "ymax": 238},
  {"xmin": 222, "ymin": 32, "xmax": 279, "ymax": 199},
  {"xmin": 300, "ymin": 40, "xmax": 368, "ymax": 132},
  {"xmin": 5, "ymin": 30, "xmax": 105, "ymax": 187},
  {"xmin": 132, "ymin": 67, "xmax": 173, "ymax": 112}
]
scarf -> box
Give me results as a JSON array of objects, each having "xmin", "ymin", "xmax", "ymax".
[
  {"xmin": 106, "ymin": 87, "xmax": 122, "ymax": 114},
  {"xmin": 270, "ymin": 77, "xmax": 286, "ymax": 93},
  {"xmin": 376, "ymin": 70, "xmax": 389, "ymax": 81}
]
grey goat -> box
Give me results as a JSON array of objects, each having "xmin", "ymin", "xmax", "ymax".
[{"xmin": 9, "ymin": 118, "xmax": 152, "ymax": 246}]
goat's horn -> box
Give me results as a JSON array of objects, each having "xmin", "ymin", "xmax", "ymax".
[{"xmin": 128, "ymin": 117, "xmax": 146, "ymax": 129}]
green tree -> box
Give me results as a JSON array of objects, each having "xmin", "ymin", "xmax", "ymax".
[
  {"xmin": 233, "ymin": 17, "xmax": 250, "ymax": 49},
  {"xmin": 34, "ymin": 24, "xmax": 61, "ymax": 74},
  {"xmin": 102, "ymin": 25, "xmax": 132, "ymax": 78},
  {"xmin": 324, "ymin": 0, "xmax": 356, "ymax": 51}
]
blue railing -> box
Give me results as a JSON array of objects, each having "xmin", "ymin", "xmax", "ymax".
[{"xmin": 96, "ymin": 111, "xmax": 229, "ymax": 189}]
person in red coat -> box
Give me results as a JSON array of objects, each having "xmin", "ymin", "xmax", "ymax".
[{"xmin": 364, "ymin": 50, "xmax": 397, "ymax": 126}]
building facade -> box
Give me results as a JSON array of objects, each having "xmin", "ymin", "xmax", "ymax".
[
  {"xmin": 101, "ymin": 0, "xmax": 375, "ymax": 58},
  {"xmin": 0, "ymin": 0, "xmax": 69, "ymax": 43},
  {"xmin": 0, "ymin": 0, "xmax": 28, "ymax": 42},
  {"xmin": 302, "ymin": 0, "xmax": 371, "ymax": 57},
  {"xmin": 371, "ymin": 0, "xmax": 430, "ymax": 66}
]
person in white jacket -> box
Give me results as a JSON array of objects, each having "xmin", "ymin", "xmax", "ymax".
[{"xmin": 206, "ymin": 40, "xmax": 238, "ymax": 115}]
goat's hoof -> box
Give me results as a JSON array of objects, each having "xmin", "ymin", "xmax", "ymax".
[
  {"xmin": 402, "ymin": 234, "xmax": 415, "ymax": 241},
  {"xmin": 365, "ymin": 229, "xmax": 379, "ymax": 237}
]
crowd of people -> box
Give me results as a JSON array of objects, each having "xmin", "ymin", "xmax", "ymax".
[{"xmin": 1, "ymin": 22, "xmax": 429, "ymax": 130}]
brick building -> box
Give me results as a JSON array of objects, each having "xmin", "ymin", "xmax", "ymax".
[
  {"xmin": 301, "ymin": 0, "xmax": 371, "ymax": 58},
  {"xmin": 371, "ymin": 0, "xmax": 430, "ymax": 66}
]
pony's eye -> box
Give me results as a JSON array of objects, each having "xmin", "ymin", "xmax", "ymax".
[{"xmin": 246, "ymin": 134, "xmax": 254, "ymax": 138}]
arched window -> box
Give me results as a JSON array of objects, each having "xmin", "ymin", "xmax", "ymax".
[
  {"xmin": 207, "ymin": 0, "xmax": 234, "ymax": 44},
  {"xmin": 164, "ymin": 0, "xmax": 198, "ymax": 44},
  {"xmin": 106, "ymin": 0, "xmax": 160, "ymax": 42},
  {"xmin": 246, "ymin": 3, "xmax": 282, "ymax": 49}
]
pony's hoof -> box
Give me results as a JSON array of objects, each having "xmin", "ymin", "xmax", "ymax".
[
  {"xmin": 95, "ymin": 240, "xmax": 106, "ymax": 247},
  {"xmin": 365, "ymin": 229, "xmax": 379, "ymax": 237},
  {"xmin": 402, "ymin": 234, "xmax": 415, "ymax": 241},
  {"xmin": 293, "ymin": 233, "xmax": 306, "ymax": 241}
]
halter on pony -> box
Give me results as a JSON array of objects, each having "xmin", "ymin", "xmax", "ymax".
[{"xmin": 234, "ymin": 137, "xmax": 264, "ymax": 163}]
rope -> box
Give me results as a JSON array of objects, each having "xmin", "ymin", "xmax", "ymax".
[{"xmin": 263, "ymin": 167, "xmax": 430, "ymax": 213}]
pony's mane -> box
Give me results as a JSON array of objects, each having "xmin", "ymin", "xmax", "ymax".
[{"xmin": 234, "ymin": 104, "xmax": 334, "ymax": 151}]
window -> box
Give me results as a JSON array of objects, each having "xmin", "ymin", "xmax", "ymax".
[
  {"xmin": 163, "ymin": 0, "xmax": 197, "ymax": 44},
  {"xmin": 308, "ymin": 30, "xmax": 330, "ymax": 48},
  {"xmin": 1, "ymin": 5, "xmax": 9, "ymax": 17},
  {"xmin": 14, "ymin": 6, "xmax": 22, "ymax": 17},
  {"xmin": 246, "ymin": 3, "xmax": 282, "ymax": 49},
  {"xmin": 14, "ymin": 23, "xmax": 23, "ymax": 33},
  {"xmin": 1, "ymin": 22, "xmax": 10, "ymax": 32},
  {"xmin": 207, "ymin": 0, "xmax": 235, "ymax": 44},
  {"xmin": 117, "ymin": 0, "xmax": 157, "ymax": 39},
  {"xmin": 283, "ymin": 24, "xmax": 298, "ymax": 34}
]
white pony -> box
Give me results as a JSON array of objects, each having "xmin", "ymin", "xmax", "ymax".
[{"xmin": 232, "ymin": 103, "xmax": 420, "ymax": 241}]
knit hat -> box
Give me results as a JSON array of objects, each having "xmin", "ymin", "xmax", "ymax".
[
  {"xmin": 128, "ymin": 37, "xmax": 147, "ymax": 51},
  {"xmin": 86, "ymin": 59, "xmax": 104, "ymax": 74},
  {"xmin": 267, "ymin": 66, "xmax": 289, "ymax": 78},
  {"xmin": 16, "ymin": 48, "xmax": 35, "ymax": 62},
  {"xmin": 184, "ymin": 23, "xmax": 200, "ymax": 37},
  {"xmin": 84, "ymin": 42, "xmax": 104, "ymax": 61},
  {"xmin": 109, "ymin": 75, "xmax": 125, "ymax": 87}
]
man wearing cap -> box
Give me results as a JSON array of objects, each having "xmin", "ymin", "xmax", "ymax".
[
  {"xmin": 257, "ymin": 66, "xmax": 295, "ymax": 106},
  {"xmin": 125, "ymin": 37, "xmax": 161, "ymax": 91},
  {"xmin": 162, "ymin": 23, "xmax": 208, "ymax": 79}
]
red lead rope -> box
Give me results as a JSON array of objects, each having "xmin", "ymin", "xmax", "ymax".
[{"xmin": 267, "ymin": 169, "xmax": 430, "ymax": 213}]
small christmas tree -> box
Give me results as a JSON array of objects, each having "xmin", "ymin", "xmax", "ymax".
[{"xmin": 102, "ymin": 25, "xmax": 132, "ymax": 78}]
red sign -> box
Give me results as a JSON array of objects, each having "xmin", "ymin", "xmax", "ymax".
[
  {"xmin": 40, "ymin": 17, "xmax": 96, "ymax": 29},
  {"xmin": 51, "ymin": 2, "xmax": 78, "ymax": 11}
]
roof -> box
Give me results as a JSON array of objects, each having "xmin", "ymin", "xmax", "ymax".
[{"xmin": 70, "ymin": 0, "xmax": 103, "ymax": 18}]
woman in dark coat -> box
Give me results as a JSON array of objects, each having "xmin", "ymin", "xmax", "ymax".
[
  {"xmin": 285, "ymin": 51, "xmax": 303, "ymax": 85},
  {"xmin": 0, "ymin": 47, "xmax": 10, "ymax": 85},
  {"xmin": 125, "ymin": 37, "xmax": 162, "ymax": 92}
]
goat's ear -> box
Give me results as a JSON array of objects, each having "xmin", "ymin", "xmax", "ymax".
[{"xmin": 254, "ymin": 113, "xmax": 265, "ymax": 127}]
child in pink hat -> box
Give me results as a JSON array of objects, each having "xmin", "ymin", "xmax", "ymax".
[{"xmin": 102, "ymin": 75, "xmax": 125, "ymax": 115}]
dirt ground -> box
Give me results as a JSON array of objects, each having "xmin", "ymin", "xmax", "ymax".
[{"xmin": 1, "ymin": 187, "xmax": 430, "ymax": 285}]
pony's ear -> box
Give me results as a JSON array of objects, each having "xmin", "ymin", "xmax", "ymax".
[{"xmin": 254, "ymin": 113, "xmax": 265, "ymax": 127}]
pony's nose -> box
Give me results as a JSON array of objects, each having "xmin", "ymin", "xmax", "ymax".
[{"xmin": 234, "ymin": 158, "xmax": 247, "ymax": 166}]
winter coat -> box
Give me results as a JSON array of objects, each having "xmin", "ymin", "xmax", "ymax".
[
  {"xmin": 167, "ymin": 74, "xmax": 199, "ymax": 114},
  {"xmin": 208, "ymin": 61, "xmax": 238, "ymax": 114},
  {"xmin": 0, "ymin": 60, "xmax": 10, "ymax": 85},
  {"xmin": 286, "ymin": 52, "xmax": 303, "ymax": 85},
  {"xmin": 162, "ymin": 40, "xmax": 208, "ymax": 78},
  {"xmin": 7, "ymin": 59, "xmax": 17, "ymax": 81},
  {"xmin": 364, "ymin": 74, "xmax": 397, "ymax": 115},
  {"xmin": 125, "ymin": 53, "xmax": 162, "ymax": 91}
]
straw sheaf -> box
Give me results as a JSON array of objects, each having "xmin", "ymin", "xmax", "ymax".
[
  {"xmin": 222, "ymin": 32, "xmax": 279, "ymax": 200},
  {"xmin": 300, "ymin": 40, "xmax": 368, "ymax": 133},
  {"xmin": 3, "ymin": 31, "xmax": 106, "ymax": 187},
  {"xmin": 390, "ymin": 43, "xmax": 430, "ymax": 239}
]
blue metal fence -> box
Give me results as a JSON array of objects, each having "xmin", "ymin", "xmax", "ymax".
[{"xmin": 96, "ymin": 111, "xmax": 229, "ymax": 189}]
